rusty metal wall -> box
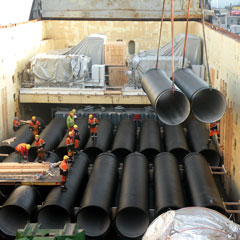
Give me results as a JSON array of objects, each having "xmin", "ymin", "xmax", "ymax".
[{"xmin": 40, "ymin": 0, "xmax": 201, "ymax": 20}]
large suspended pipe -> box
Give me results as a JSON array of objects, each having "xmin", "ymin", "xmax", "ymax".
[
  {"xmin": 37, "ymin": 152, "xmax": 89, "ymax": 229},
  {"xmin": 84, "ymin": 119, "xmax": 113, "ymax": 163},
  {"xmin": 55, "ymin": 118, "xmax": 89, "ymax": 159},
  {"xmin": 29, "ymin": 118, "xmax": 66, "ymax": 161},
  {"xmin": 139, "ymin": 119, "xmax": 161, "ymax": 162},
  {"xmin": 154, "ymin": 153, "xmax": 185, "ymax": 216},
  {"xmin": 186, "ymin": 119, "xmax": 220, "ymax": 166},
  {"xmin": 76, "ymin": 153, "xmax": 118, "ymax": 238},
  {"xmin": 183, "ymin": 153, "xmax": 225, "ymax": 214},
  {"xmin": 174, "ymin": 68, "xmax": 226, "ymax": 123},
  {"xmin": 141, "ymin": 69, "xmax": 190, "ymax": 125},
  {"xmin": 112, "ymin": 119, "xmax": 136, "ymax": 162},
  {"xmin": 115, "ymin": 152, "xmax": 149, "ymax": 239},
  {"xmin": 0, "ymin": 185, "xmax": 41, "ymax": 237},
  {"xmin": 164, "ymin": 124, "xmax": 190, "ymax": 163}
]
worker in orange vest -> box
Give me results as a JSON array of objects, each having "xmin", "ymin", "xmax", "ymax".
[
  {"xmin": 29, "ymin": 116, "xmax": 41, "ymax": 136},
  {"xmin": 209, "ymin": 121, "xmax": 220, "ymax": 139},
  {"xmin": 59, "ymin": 155, "xmax": 69, "ymax": 191},
  {"xmin": 73, "ymin": 124, "xmax": 80, "ymax": 153},
  {"xmin": 88, "ymin": 114, "xmax": 98, "ymax": 142},
  {"xmin": 66, "ymin": 131, "xmax": 74, "ymax": 162},
  {"xmin": 15, "ymin": 143, "xmax": 30, "ymax": 163},
  {"xmin": 13, "ymin": 117, "xmax": 21, "ymax": 133},
  {"xmin": 33, "ymin": 135, "xmax": 46, "ymax": 163}
]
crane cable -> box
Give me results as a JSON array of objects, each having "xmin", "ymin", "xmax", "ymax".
[
  {"xmin": 155, "ymin": 0, "xmax": 166, "ymax": 69},
  {"xmin": 201, "ymin": 0, "xmax": 212, "ymax": 88},
  {"xmin": 182, "ymin": 0, "xmax": 191, "ymax": 68},
  {"xmin": 171, "ymin": 0, "xmax": 175, "ymax": 93}
]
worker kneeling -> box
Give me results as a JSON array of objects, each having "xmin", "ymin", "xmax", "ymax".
[
  {"xmin": 15, "ymin": 143, "xmax": 30, "ymax": 163},
  {"xmin": 33, "ymin": 135, "xmax": 46, "ymax": 163},
  {"xmin": 66, "ymin": 131, "xmax": 74, "ymax": 162},
  {"xmin": 59, "ymin": 155, "xmax": 69, "ymax": 192}
]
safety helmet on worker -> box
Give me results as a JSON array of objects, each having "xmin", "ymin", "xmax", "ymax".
[
  {"xmin": 32, "ymin": 116, "xmax": 36, "ymax": 121},
  {"xmin": 68, "ymin": 131, "xmax": 73, "ymax": 136},
  {"xmin": 73, "ymin": 124, "xmax": 78, "ymax": 129},
  {"xmin": 63, "ymin": 155, "xmax": 69, "ymax": 160},
  {"xmin": 89, "ymin": 114, "xmax": 93, "ymax": 119},
  {"xmin": 35, "ymin": 135, "xmax": 40, "ymax": 140},
  {"xmin": 26, "ymin": 144, "xmax": 31, "ymax": 150},
  {"xmin": 72, "ymin": 109, "xmax": 76, "ymax": 114}
]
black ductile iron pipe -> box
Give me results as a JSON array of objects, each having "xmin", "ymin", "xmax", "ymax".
[
  {"xmin": 174, "ymin": 68, "xmax": 226, "ymax": 123},
  {"xmin": 183, "ymin": 153, "xmax": 225, "ymax": 214},
  {"xmin": 29, "ymin": 118, "xmax": 66, "ymax": 161},
  {"xmin": 0, "ymin": 185, "xmax": 41, "ymax": 237},
  {"xmin": 141, "ymin": 68, "xmax": 190, "ymax": 125},
  {"xmin": 37, "ymin": 152, "xmax": 89, "ymax": 229},
  {"xmin": 164, "ymin": 124, "xmax": 190, "ymax": 163},
  {"xmin": 76, "ymin": 153, "xmax": 118, "ymax": 238},
  {"xmin": 115, "ymin": 152, "xmax": 149, "ymax": 239},
  {"xmin": 112, "ymin": 119, "xmax": 136, "ymax": 162},
  {"xmin": 139, "ymin": 119, "xmax": 161, "ymax": 162},
  {"xmin": 55, "ymin": 118, "xmax": 89, "ymax": 158},
  {"xmin": 84, "ymin": 119, "xmax": 113, "ymax": 163},
  {"xmin": 186, "ymin": 119, "xmax": 220, "ymax": 166},
  {"xmin": 154, "ymin": 152, "xmax": 185, "ymax": 216}
]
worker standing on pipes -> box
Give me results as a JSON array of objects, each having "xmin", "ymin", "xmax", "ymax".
[
  {"xmin": 67, "ymin": 112, "xmax": 74, "ymax": 131},
  {"xmin": 58, "ymin": 155, "xmax": 69, "ymax": 191},
  {"xmin": 29, "ymin": 116, "xmax": 41, "ymax": 136},
  {"xmin": 15, "ymin": 143, "xmax": 30, "ymax": 163},
  {"xmin": 73, "ymin": 124, "xmax": 80, "ymax": 154},
  {"xmin": 33, "ymin": 135, "xmax": 46, "ymax": 163},
  {"xmin": 66, "ymin": 131, "xmax": 74, "ymax": 162},
  {"xmin": 13, "ymin": 116, "xmax": 21, "ymax": 133},
  {"xmin": 88, "ymin": 114, "xmax": 98, "ymax": 142}
]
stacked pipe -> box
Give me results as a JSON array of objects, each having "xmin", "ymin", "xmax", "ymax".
[
  {"xmin": 183, "ymin": 153, "xmax": 225, "ymax": 214},
  {"xmin": 0, "ymin": 185, "xmax": 41, "ymax": 237},
  {"xmin": 76, "ymin": 153, "xmax": 118, "ymax": 238},
  {"xmin": 139, "ymin": 119, "xmax": 161, "ymax": 162},
  {"xmin": 84, "ymin": 119, "xmax": 113, "ymax": 163},
  {"xmin": 55, "ymin": 118, "xmax": 89, "ymax": 159},
  {"xmin": 154, "ymin": 153, "xmax": 185, "ymax": 216},
  {"xmin": 115, "ymin": 152, "xmax": 149, "ymax": 239},
  {"xmin": 29, "ymin": 118, "xmax": 66, "ymax": 162},
  {"xmin": 164, "ymin": 124, "xmax": 190, "ymax": 164},
  {"xmin": 174, "ymin": 68, "xmax": 226, "ymax": 123},
  {"xmin": 37, "ymin": 152, "xmax": 89, "ymax": 229},
  {"xmin": 112, "ymin": 119, "xmax": 136, "ymax": 162},
  {"xmin": 187, "ymin": 119, "xmax": 220, "ymax": 166},
  {"xmin": 141, "ymin": 69, "xmax": 190, "ymax": 125}
]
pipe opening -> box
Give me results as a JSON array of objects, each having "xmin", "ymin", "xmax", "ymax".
[
  {"xmin": 0, "ymin": 146, "xmax": 15, "ymax": 155},
  {"xmin": 112, "ymin": 148, "xmax": 132, "ymax": 163},
  {"xmin": 84, "ymin": 147, "xmax": 103, "ymax": 163},
  {"xmin": 77, "ymin": 206, "xmax": 111, "ymax": 238},
  {"xmin": 156, "ymin": 90, "xmax": 190, "ymax": 125},
  {"xmin": 140, "ymin": 149, "xmax": 160, "ymax": 162},
  {"xmin": 28, "ymin": 147, "xmax": 38, "ymax": 162},
  {"xmin": 54, "ymin": 147, "xmax": 67, "ymax": 159},
  {"xmin": 200, "ymin": 150, "xmax": 220, "ymax": 166},
  {"xmin": 191, "ymin": 88, "xmax": 226, "ymax": 123},
  {"xmin": 0, "ymin": 206, "xmax": 29, "ymax": 237},
  {"xmin": 170, "ymin": 148, "xmax": 190, "ymax": 164},
  {"xmin": 38, "ymin": 205, "xmax": 70, "ymax": 229},
  {"xmin": 115, "ymin": 207, "xmax": 149, "ymax": 238}
]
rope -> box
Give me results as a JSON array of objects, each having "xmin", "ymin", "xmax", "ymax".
[
  {"xmin": 201, "ymin": 0, "xmax": 212, "ymax": 88},
  {"xmin": 171, "ymin": 0, "xmax": 175, "ymax": 92},
  {"xmin": 182, "ymin": 0, "xmax": 191, "ymax": 68},
  {"xmin": 155, "ymin": 0, "xmax": 166, "ymax": 69}
]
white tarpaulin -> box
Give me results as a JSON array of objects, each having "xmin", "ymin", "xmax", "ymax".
[{"xmin": 143, "ymin": 207, "xmax": 240, "ymax": 240}]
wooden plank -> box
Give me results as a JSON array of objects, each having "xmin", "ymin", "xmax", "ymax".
[
  {"xmin": 0, "ymin": 154, "xmax": 9, "ymax": 157},
  {"xmin": 0, "ymin": 169, "xmax": 48, "ymax": 174},
  {"xmin": 104, "ymin": 42, "xmax": 126, "ymax": 66},
  {"xmin": 108, "ymin": 66, "xmax": 128, "ymax": 87}
]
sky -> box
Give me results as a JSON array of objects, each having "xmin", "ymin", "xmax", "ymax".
[{"xmin": 0, "ymin": 0, "xmax": 33, "ymax": 26}]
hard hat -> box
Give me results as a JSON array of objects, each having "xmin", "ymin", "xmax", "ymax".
[
  {"xmin": 69, "ymin": 131, "xmax": 73, "ymax": 135},
  {"xmin": 32, "ymin": 116, "xmax": 36, "ymax": 121},
  {"xmin": 63, "ymin": 155, "xmax": 69, "ymax": 160},
  {"xmin": 89, "ymin": 114, "xmax": 93, "ymax": 119},
  {"xmin": 72, "ymin": 109, "xmax": 76, "ymax": 114},
  {"xmin": 26, "ymin": 144, "xmax": 31, "ymax": 150},
  {"xmin": 73, "ymin": 124, "xmax": 78, "ymax": 129},
  {"xmin": 35, "ymin": 135, "xmax": 39, "ymax": 139}
]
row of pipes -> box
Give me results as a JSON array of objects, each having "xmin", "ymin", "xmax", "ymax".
[
  {"xmin": 0, "ymin": 117, "xmax": 225, "ymax": 238},
  {"xmin": 141, "ymin": 68, "xmax": 226, "ymax": 125},
  {"xmin": 0, "ymin": 151, "xmax": 225, "ymax": 239}
]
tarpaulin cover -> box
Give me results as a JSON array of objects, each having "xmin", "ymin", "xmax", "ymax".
[{"xmin": 143, "ymin": 207, "xmax": 240, "ymax": 240}]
